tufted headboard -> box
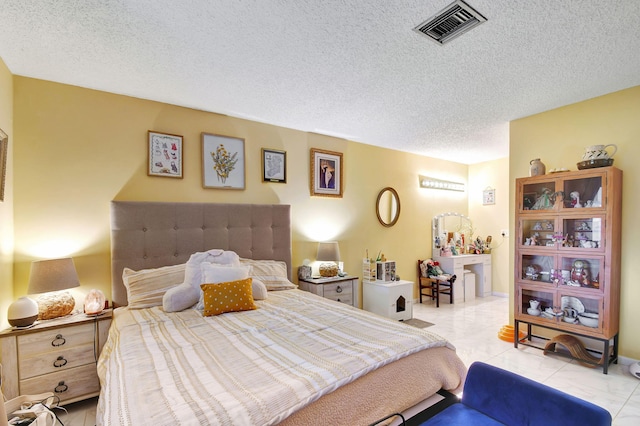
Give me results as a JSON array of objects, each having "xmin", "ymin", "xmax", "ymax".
[{"xmin": 110, "ymin": 201, "xmax": 292, "ymax": 307}]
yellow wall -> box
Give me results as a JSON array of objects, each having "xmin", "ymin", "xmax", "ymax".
[
  {"xmin": 0, "ymin": 57, "xmax": 14, "ymax": 329},
  {"xmin": 12, "ymin": 76, "xmax": 471, "ymax": 306},
  {"xmin": 469, "ymin": 157, "xmax": 510, "ymax": 295},
  {"xmin": 510, "ymin": 85, "xmax": 640, "ymax": 359}
]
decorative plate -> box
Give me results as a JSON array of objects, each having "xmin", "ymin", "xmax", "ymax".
[{"xmin": 561, "ymin": 296, "xmax": 585, "ymax": 313}]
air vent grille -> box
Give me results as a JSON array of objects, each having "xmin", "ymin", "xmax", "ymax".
[{"xmin": 413, "ymin": 0, "xmax": 487, "ymax": 45}]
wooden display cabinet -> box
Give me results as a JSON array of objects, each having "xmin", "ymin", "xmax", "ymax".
[{"xmin": 514, "ymin": 167, "xmax": 622, "ymax": 373}]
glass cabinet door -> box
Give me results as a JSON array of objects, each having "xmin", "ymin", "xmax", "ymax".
[
  {"xmin": 559, "ymin": 216, "xmax": 605, "ymax": 252},
  {"xmin": 557, "ymin": 255, "xmax": 604, "ymax": 292},
  {"xmin": 520, "ymin": 180, "xmax": 559, "ymax": 212},
  {"xmin": 519, "ymin": 253, "xmax": 556, "ymax": 285},
  {"xmin": 560, "ymin": 174, "xmax": 604, "ymax": 211},
  {"xmin": 559, "ymin": 293, "xmax": 602, "ymax": 331},
  {"xmin": 518, "ymin": 217, "xmax": 559, "ymax": 248},
  {"xmin": 519, "ymin": 286, "xmax": 556, "ymax": 320}
]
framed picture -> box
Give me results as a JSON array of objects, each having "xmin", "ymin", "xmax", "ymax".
[
  {"xmin": 202, "ymin": 133, "xmax": 245, "ymax": 190},
  {"xmin": 262, "ymin": 148, "xmax": 286, "ymax": 183},
  {"xmin": 483, "ymin": 188, "xmax": 495, "ymax": 205},
  {"xmin": 148, "ymin": 131, "xmax": 183, "ymax": 178},
  {"xmin": 0, "ymin": 127, "xmax": 7, "ymax": 202},
  {"xmin": 310, "ymin": 148, "xmax": 343, "ymax": 198}
]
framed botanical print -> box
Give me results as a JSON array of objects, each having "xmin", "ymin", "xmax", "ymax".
[
  {"xmin": 148, "ymin": 131, "xmax": 183, "ymax": 178},
  {"xmin": 202, "ymin": 133, "xmax": 246, "ymax": 189},
  {"xmin": 483, "ymin": 188, "xmax": 495, "ymax": 205},
  {"xmin": 262, "ymin": 148, "xmax": 286, "ymax": 183},
  {"xmin": 310, "ymin": 148, "xmax": 343, "ymax": 198}
]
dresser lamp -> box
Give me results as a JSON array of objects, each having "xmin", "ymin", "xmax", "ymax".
[
  {"xmin": 27, "ymin": 257, "xmax": 80, "ymax": 320},
  {"xmin": 316, "ymin": 241, "xmax": 341, "ymax": 277}
]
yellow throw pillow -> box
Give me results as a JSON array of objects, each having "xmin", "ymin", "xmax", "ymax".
[{"xmin": 200, "ymin": 278, "xmax": 257, "ymax": 317}]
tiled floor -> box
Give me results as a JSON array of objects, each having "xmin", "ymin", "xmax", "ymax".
[
  {"xmin": 63, "ymin": 295, "xmax": 640, "ymax": 425},
  {"xmin": 413, "ymin": 295, "xmax": 640, "ymax": 425}
]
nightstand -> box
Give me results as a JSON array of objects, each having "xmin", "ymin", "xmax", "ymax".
[
  {"xmin": 0, "ymin": 310, "xmax": 112, "ymax": 404},
  {"xmin": 298, "ymin": 276, "xmax": 358, "ymax": 306}
]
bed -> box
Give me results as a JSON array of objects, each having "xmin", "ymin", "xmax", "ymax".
[{"xmin": 97, "ymin": 201, "xmax": 466, "ymax": 425}]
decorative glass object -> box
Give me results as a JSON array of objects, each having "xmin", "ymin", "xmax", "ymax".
[{"xmin": 84, "ymin": 289, "xmax": 106, "ymax": 315}]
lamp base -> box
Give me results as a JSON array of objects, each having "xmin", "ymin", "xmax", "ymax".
[
  {"xmin": 319, "ymin": 263, "xmax": 339, "ymax": 277},
  {"xmin": 36, "ymin": 291, "xmax": 75, "ymax": 320}
]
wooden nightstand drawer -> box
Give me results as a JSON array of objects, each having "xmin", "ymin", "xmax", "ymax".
[
  {"xmin": 18, "ymin": 323, "xmax": 94, "ymax": 357},
  {"xmin": 20, "ymin": 363, "xmax": 100, "ymax": 403},
  {"xmin": 323, "ymin": 282, "xmax": 353, "ymax": 305},
  {"xmin": 19, "ymin": 342, "xmax": 96, "ymax": 379}
]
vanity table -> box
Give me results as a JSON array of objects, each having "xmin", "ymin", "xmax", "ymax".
[{"xmin": 433, "ymin": 254, "xmax": 492, "ymax": 299}]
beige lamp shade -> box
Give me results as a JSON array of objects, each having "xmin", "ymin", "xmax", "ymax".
[
  {"xmin": 28, "ymin": 258, "xmax": 80, "ymax": 320},
  {"xmin": 316, "ymin": 241, "xmax": 341, "ymax": 262},
  {"xmin": 28, "ymin": 257, "xmax": 80, "ymax": 294}
]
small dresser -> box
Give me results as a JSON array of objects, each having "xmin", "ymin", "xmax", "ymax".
[
  {"xmin": 0, "ymin": 310, "xmax": 112, "ymax": 404},
  {"xmin": 298, "ymin": 276, "xmax": 358, "ymax": 306}
]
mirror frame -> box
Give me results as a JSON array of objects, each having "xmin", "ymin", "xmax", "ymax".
[
  {"xmin": 432, "ymin": 212, "xmax": 472, "ymax": 250},
  {"xmin": 376, "ymin": 187, "xmax": 401, "ymax": 227}
]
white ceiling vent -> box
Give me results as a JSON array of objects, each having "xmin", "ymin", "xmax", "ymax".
[{"xmin": 413, "ymin": 0, "xmax": 487, "ymax": 45}]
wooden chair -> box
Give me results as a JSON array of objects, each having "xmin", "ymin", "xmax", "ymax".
[{"xmin": 418, "ymin": 260, "xmax": 456, "ymax": 308}]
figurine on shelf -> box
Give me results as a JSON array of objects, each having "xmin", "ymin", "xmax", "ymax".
[
  {"xmin": 570, "ymin": 191, "xmax": 582, "ymax": 208},
  {"xmin": 570, "ymin": 259, "xmax": 591, "ymax": 287},
  {"xmin": 531, "ymin": 188, "xmax": 554, "ymax": 210}
]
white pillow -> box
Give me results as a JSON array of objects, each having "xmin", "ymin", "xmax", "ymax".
[
  {"xmin": 123, "ymin": 264, "xmax": 186, "ymax": 309},
  {"xmin": 250, "ymin": 278, "xmax": 268, "ymax": 300},
  {"xmin": 196, "ymin": 264, "xmax": 251, "ymax": 310},
  {"xmin": 239, "ymin": 259, "xmax": 297, "ymax": 291},
  {"xmin": 163, "ymin": 249, "xmax": 240, "ymax": 312}
]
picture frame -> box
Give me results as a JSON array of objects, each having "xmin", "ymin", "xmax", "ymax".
[
  {"xmin": 310, "ymin": 148, "xmax": 343, "ymax": 198},
  {"xmin": 0, "ymin": 128, "xmax": 7, "ymax": 202},
  {"xmin": 148, "ymin": 131, "xmax": 183, "ymax": 178},
  {"xmin": 262, "ymin": 148, "xmax": 286, "ymax": 183},
  {"xmin": 202, "ymin": 133, "xmax": 245, "ymax": 190},
  {"xmin": 483, "ymin": 188, "xmax": 495, "ymax": 205}
]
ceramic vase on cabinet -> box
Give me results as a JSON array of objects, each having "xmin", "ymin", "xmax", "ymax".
[{"xmin": 529, "ymin": 158, "xmax": 546, "ymax": 176}]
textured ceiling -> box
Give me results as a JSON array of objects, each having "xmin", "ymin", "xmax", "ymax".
[{"xmin": 1, "ymin": 0, "xmax": 640, "ymax": 164}]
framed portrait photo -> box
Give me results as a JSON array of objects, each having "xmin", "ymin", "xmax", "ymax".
[
  {"xmin": 202, "ymin": 133, "xmax": 245, "ymax": 190},
  {"xmin": 310, "ymin": 148, "xmax": 343, "ymax": 198},
  {"xmin": 148, "ymin": 131, "xmax": 183, "ymax": 178},
  {"xmin": 262, "ymin": 148, "xmax": 286, "ymax": 183}
]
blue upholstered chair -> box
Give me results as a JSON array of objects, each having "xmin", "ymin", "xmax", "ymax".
[{"xmin": 418, "ymin": 361, "xmax": 612, "ymax": 425}]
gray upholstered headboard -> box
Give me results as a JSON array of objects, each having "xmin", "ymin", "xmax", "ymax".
[{"xmin": 110, "ymin": 201, "xmax": 292, "ymax": 307}]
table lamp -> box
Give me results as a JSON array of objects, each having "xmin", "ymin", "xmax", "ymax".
[
  {"xmin": 27, "ymin": 257, "xmax": 80, "ymax": 320},
  {"xmin": 316, "ymin": 241, "xmax": 341, "ymax": 277}
]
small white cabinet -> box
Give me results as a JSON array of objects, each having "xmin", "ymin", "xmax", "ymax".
[
  {"xmin": 433, "ymin": 254, "xmax": 492, "ymax": 298},
  {"xmin": 363, "ymin": 280, "xmax": 413, "ymax": 321}
]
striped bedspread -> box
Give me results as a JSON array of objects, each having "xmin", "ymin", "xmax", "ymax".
[{"xmin": 97, "ymin": 289, "xmax": 458, "ymax": 425}]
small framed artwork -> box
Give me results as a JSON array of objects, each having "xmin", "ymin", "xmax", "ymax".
[
  {"xmin": 0, "ymin": 127, "xmax": 7, "ymax": 202},
  {"xmin": 148, "ymin": 131, "xmax": 183, "ymax": 178},
  {"xmin": 202, "ymin": 133, "xmax": 245, "ymax": 190},
  {"xmin": 310, "ymin": 148, "xmax": 343, "ymax": 198},
  {"xmin": 483, "ymin": 188, "xmax": 495, "ymax": 205},
  {"xmin": 262, "ymin": 148, "xmax": 286, "ymax": 183}
]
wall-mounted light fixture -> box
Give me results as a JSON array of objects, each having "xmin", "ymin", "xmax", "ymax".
[{"xmin": 419, "ymin": 175, "xmax": 465, "ymax": 192}]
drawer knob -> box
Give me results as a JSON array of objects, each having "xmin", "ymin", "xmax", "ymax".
[
  {"xmin": 53, "ymin": 356, "xmax": 68, "ymax": 368},
  {"xmin": 54, "ymin": 381, "xmax": 68, "ymax": 393},
  {"xmin": 337, "ymin": 298, "xmax": 342, "ymax": 303},
  {"xmin": 336, "ymin": 285, "xmax": 343, "ymax": 293},
  {"xmin": 52, "ymin": 334, "xmax": 66, "ymax": 347}
]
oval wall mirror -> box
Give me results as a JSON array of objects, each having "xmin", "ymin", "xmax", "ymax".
[{"xmin": 376, "ymin": 187, "xmax": 401, "ymax": 227}]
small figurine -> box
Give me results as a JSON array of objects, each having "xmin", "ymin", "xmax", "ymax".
[{"xmin": 570, "ymin": 191, "xmax": 582, "ymax": 208}]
